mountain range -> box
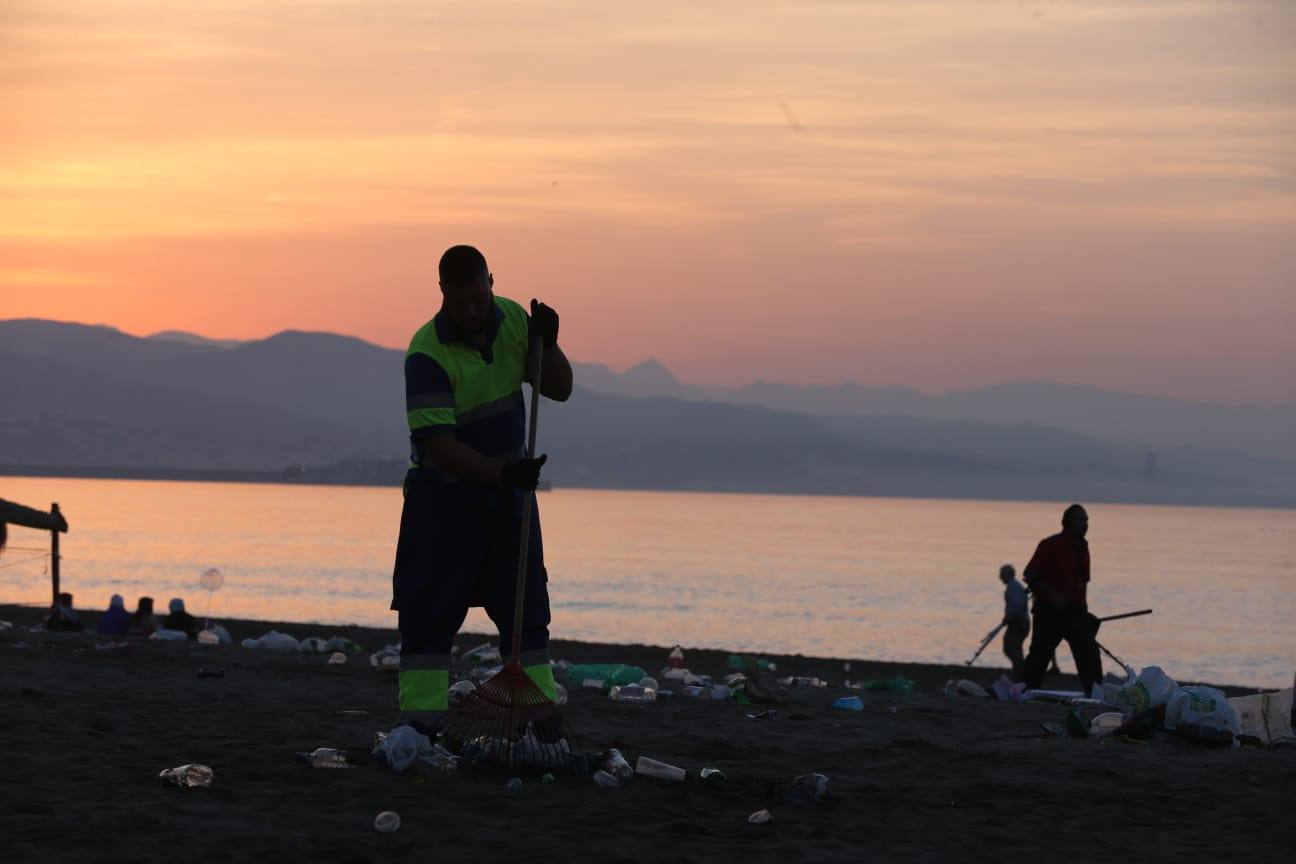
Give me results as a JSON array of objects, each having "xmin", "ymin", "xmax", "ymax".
[{"xmin": 1, "ymin": 319, "xmax": 1292, "ymax": 507}]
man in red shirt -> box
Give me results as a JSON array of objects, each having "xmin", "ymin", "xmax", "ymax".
[{"xmin": 1020, "ymin": 504, "xmax": 1103, "ymax": 695}]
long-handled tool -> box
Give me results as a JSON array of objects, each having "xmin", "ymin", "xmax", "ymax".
[
  {"xmin": 440, "ymin": 338, "xmax": 568, "ymax": 766},
  {"xmin": 1097, "ymin": 608, "xmax": 1152, "ymax": 624},
  {"xmin": 966, "ymin": 622, "xmax": 1006, "ymax": 666}
]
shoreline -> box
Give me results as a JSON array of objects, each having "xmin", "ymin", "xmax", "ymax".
[{"xmin": 0, "ymin": 603, "xmax": 1267, "ymax": 697}]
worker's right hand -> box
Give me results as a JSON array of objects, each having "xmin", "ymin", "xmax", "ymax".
[{"xmin": 500, "ymin": 454, "xmax": 548, "ymax": 490}]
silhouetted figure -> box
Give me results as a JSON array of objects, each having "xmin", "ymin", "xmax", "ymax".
[
  {"xmin": 46, "ymin": 591, "xmax": 84, "ymax": 632},
  {"xmin": 1000, "ymin": 564, "xmax": 1029, "ymax": 678},
  {"xmin": 1021, "ymin": 504, "xmax": 1104, "ymax": 695},
  {"xmin": 391, "ymin": 244, "xmax": 573, "ymax": 728},
  {"xmin": 96, "ymin": 594, "xmax": 130, "ymax": 636},
  {"xmin": 130, "ymin": 596, "xmax": 158, "ymax": 637},
  {"xmin": 164, "ymin": 597, "xmax": 197, "ymax": 639}
]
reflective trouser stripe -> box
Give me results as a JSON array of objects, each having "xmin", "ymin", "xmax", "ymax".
[
  {"xmin": 523, "ymin": 663, "xmax": 558, "ymax": 702},
  {"xmin": 399, "ymin": 668, "xmax": 449, "ymax": 713}
]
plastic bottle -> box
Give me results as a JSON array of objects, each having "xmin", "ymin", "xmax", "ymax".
[
  {"xmin": 603, "ymin": 748, "xmax": 634, "ymax": 782},
  {"xmin": 296, "ymin": 747, "xmax": 351, "ymax": 768},
  {"xmin": 669, "ymin": 646, "xmax": 685, "ymax": 668},
  {"xmin": 609, "ymin": 683, "xmax": 657, "ymax": 702},
  {"xmin": 374, "ymin": 811, "xmax": 401, "ymax": 833},
  {"xmin": 639, "ymin": 676, "xmax": 659, "ymax": 691},
  {"xmin": 158, "ymin": 764, "xmax": 213, "ymax": 787}
]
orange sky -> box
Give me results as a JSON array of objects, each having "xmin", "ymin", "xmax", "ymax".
[{"xmin": 1, "ymin": 0, "xmax": 1293, "ymax": 403}]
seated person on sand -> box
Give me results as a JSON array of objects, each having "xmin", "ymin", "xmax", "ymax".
[
  {"xmin": 129, "ymin": 596, "xmax": 158, "ymax": 637},
  {"xmin": 96, "ymin": 594, "xmax": 130, "ymax": 636},
  {"xmin": 46, "ymin": 592, "xmax": 85, "ymax": 632},
  {"xmin": 164, "ymin": 597, "xmax": 197, "ymax": 639}
]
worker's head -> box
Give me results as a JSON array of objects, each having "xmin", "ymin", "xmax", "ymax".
[
  {"xmin": 169, "ymin": 598, "xmax": 185, "ymax": 614},
  {"xmin": 438, "ymin": 245, "xmax": 494, "ymax": 338},
  {"xmin": 1062, "ymin": 503, "xmax": 1088, "ymax": 539},
  {"xmin": 999, "ymin": 564, "xmax": 1015, "ymax": 584}
]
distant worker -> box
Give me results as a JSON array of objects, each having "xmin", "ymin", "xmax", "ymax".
[
  {"xmin": 96, "ymin": 594, "xmax": 130, "ymax": 636},
  {"xmin": 129, "ymin": 596, "xmax": 158, "ymax": 637},
  {"xmin": 1021, "ymin": 504, "xmax": 1103, "ymax": 696},
  {"xmin": 999, "ymin": 564, "xmax": 1029, "ymax": 678},
  {"xmin": 391, "ymin": 244, "xmax": 573, "ymax": 731},
  {"xmin": 165, "ymin": 597, "xmax": 197, "ymax": 639}
]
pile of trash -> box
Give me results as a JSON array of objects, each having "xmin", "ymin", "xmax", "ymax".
[{"xmin": 239, "ymin": 630, "xmax": 365, "ymax": 655}]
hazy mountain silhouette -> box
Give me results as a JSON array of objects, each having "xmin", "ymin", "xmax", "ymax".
[
  {"xmin": 576, "ymin": 363, "xmax": 1296, "ymax": 462},
  {"xmin": 148, "ymin": 330, "xmax": 243, "ymax": 350},
  {"xmin": 2, "ymin": 319, "xmax": 1293, "ymax": 507}
]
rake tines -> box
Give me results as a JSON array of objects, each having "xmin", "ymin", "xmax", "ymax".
[{"xmin": 440, "ymin": 659, "xmax": 572, "ymax": 769}]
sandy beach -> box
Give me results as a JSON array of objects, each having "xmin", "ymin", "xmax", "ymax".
[{"xmin": 1, "ymin": 602, "xmax": 1290, "ymax": 863}]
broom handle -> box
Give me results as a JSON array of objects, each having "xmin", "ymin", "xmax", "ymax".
[{"xmin": 511, "ymin": 338, "xmax": 544, "ymax": 660}]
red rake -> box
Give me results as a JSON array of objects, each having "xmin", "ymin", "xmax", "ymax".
[{"xmin": 439, "ymin": 338, "xmax": 572, "ymax": 769}]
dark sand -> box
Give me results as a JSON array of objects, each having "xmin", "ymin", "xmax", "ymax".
[{"xmin": 1, "ymin": 603, "xmax": 1291, "ymax": 863}]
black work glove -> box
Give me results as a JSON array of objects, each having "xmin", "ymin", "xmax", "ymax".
[
  {"xmin": 500, "ymin": 454, "xmax": 547, "ymax": 490},
  {"xmin": 529, "ymin": 299, "xmax": 559, "ymax": 348}
]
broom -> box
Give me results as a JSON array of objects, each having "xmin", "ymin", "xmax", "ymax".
[{"xmin": 438, "ymin": 336, "xmax": 570, "ymax": 768}]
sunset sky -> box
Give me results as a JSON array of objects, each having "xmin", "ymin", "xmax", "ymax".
[{"xmin": 1, "ymin": 0, "xmax": 1292, "ymax": 403}]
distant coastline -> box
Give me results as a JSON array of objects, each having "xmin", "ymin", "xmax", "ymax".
[{"xmin": 2, "ymin": 464, "xmax": 1290, "ymax": 510}]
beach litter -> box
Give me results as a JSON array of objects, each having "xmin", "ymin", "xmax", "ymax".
[
  {"xmin": 0, "ymin": 620, "xmax": 13, "ymax": 631},
  {"xmin": 448, "ymin": 679, "xmax": 476, "ymax": 705},
  {"xmin": 993, "ymin": 675, "xmax": 1028, "ymax": 703},
  {"xmin": 609, "ymin": 683, "xmax": 657, "ymax": 702},
  {"xmin": 592, "ymin": 770, "xmax": 622, "ymax": 787},
  {"xmin": 603, "ymin": 748, "xmax": 634, "ymax": 784},
  {"xmin": 462, "ymin": 642, "xmax": 503, "ymax": 665},
  {"xmin": 748, "ymin": 809, "xmax": 772, "ymax": 824},
  {"xmin": 369, "ymin": 643, "xmax": 401, "ymax": 672},
  {"xmin": 700, "ymin": 767, "xmax": 725, "ymax": 781},
  {"xmin": 554, "ymin": 683, "xmax": 568, "ymax": 706},
  {"xmin": 150, "ymin": 629, "xmax": 188, "ymax": 641},
  {"xmin": 336, "ymin": 709, "xmax": 368, "ymax": 718},
  {"xmin": 158, "ymin": 764, "xmax": 213, "ymax": 787},
  {"xmin": 240, "ymin": 630, "xmax": 300, "ymax": 651},
  {"xmin": 564, "ymin": 663, "xmax": 647, "ymax": 689},
  {"xmin": 852, "ymin": 675, "xmax": 917, "ymax": 694},
  {"xmin": 635, "ymin": 756, "xmax": 686, "ymax": 782},
  {"xmin": 327, "ymin": 651, "xmax": 347, "ymax": 665},
  {"xmin": 746, "ymin": 709, "xmax": 777, "ymax": 720},
  {"xmin": 943, "ymin": 679, "xmax": 989, "ymax": 698},
  {"xmin": 195, "ymin": 668, "xmax": 224, "ymax": 679},
  {"xmin": 788, "ymin": 772, "xmax": 830, "ymax": 804},
  {"xmin": 374, "ymin": 725, "xmax": 460, "ymax": 775},
  {"xmin": 832, "ymin": 696, "xmax": 863, "ymax": 711},
  {"xmin": 373, "ymin": 811, "xmax": 401, "ymax": 833},
  {"xmin": 779, "ymin": 676, "xmax": 828, "ymax": 688},
  {"xmin": 196, "ymin": 629, "xmax": 221, "ymax": 645},
  {"xmin": 1229, "ymin": 684, "xmax": 1294, "ymax": 746},
  {"xmin": 297, "ymin": 747, "xmax": 352, "ymax": 768}
]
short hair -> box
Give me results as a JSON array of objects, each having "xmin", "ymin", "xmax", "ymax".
[
  {"xmin": 439, "ymin": 245, "xmax": 488, "ymax": 287},
  {"xmin": 999, "ymin": 564, "xmax": 1015, "ymax": 578},
  {"xmin": 1062, "ymin": 503, "xmax": 1086, "ymax": 526}
]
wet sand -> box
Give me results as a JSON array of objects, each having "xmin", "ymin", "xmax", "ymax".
[{"xmin": 0, "ymin": 603, "xmax": 1290, "ymax": 862}]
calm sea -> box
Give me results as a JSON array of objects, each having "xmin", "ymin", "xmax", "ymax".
[{"xmin": 2, "ymin": 476, "xmax": 1292, "ymax": 688}]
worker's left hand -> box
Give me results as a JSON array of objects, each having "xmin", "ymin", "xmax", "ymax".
[{"xmin": 530, "ymin": 299, "xmax": 559, "ymax": 348}]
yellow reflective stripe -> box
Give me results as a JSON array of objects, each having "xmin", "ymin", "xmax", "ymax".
[
  {"xmin": 407, "ymin": 407, "xmax": 455, "ymax": 432},
  {"xmin": 399, "ymin": 669, "xmax": 449, "ymax": 712},
  {"xmin": 523, "ymin": 663, "xmax": 558, "ymax": 702}
]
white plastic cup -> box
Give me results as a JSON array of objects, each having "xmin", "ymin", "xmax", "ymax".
[
  {"xmin": 374, "ymin": 811, "xmax": 401, "ymax": 833},
  {"xmin": 635, "ymin": 756, "xmax": 686, "ymax": 782}
]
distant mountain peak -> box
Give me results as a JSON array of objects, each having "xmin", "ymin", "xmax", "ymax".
[
  {"xmin": 622, "ymin": 358, "xmax": 679, "ymax": 383},
  {"xmin": 148, "ymin": 330, "xmax": 242, "ymax": 350}
]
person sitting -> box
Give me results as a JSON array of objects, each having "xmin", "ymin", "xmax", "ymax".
[
  {"xmin": 164, "ymin": 597, "xmax": 197, "ymax": 639},
  {"xmin": 96, "ymin": 594, "xmax": 130, "ymax": 636},
  {"xmin": 45, "ymin": 592, "xmax": 84, "ymax": 632},
  {"xmin": 129, "ymin": 596, "xmax": 158, "ymax": 637}
]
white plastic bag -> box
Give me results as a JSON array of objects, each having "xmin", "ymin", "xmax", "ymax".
[
  {"xmin": 150, "ymin": 629, "xmax": 189, "ymax": 641},
  {"xmin": 298, "ymin": 636, "xmax": 328, "ymax": 654},
  {"xmin": 240, "ymin": 630, "xmax": 300, "ymax": 651},
  {"xmin": 1116, "ymin": 666, "xmax": 1179, "ymax": 713},
  {"xmin": 1166, "ymin": 686, "xmax": 1240, "ymax": 734}
]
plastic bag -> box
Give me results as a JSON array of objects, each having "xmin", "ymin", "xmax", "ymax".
[
  {"xmin": 1114, "ymin": 666, "xmax": 1179, "ymax": 714},
  {"xmin": 240, "ymin": 630, "xmax": 301, "ymax": 651},
  {"xmin": 1166, "ymin": 686, "xmax": 1239, "ymax": 735},
  {"xmin": 563, "ymin": 664, "xmax": 647, "ymax": 688}
]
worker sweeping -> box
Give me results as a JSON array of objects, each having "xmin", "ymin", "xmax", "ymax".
[{"xmin": 391, "ymin": 244, "xmax": 573, "ymax": 732}]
